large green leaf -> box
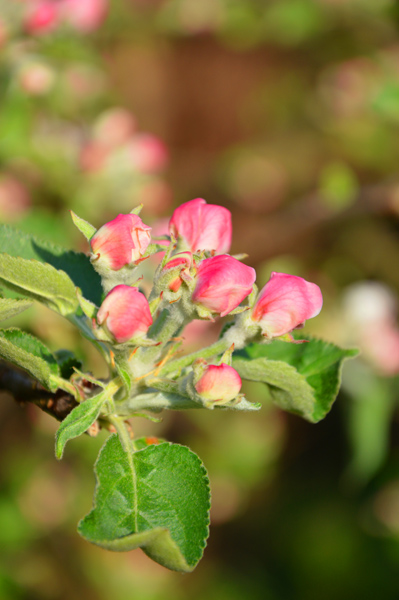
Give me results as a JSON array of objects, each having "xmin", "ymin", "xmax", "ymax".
[
  {"xmin": 0, "ymin": 254, "xmax": 79, "ymax": 316},
  {"xmin": 0, "ymin": 328, "xmax": 60, "ymax": 391},
  {"xmin": 55, "ymin": 390, "xmax": 108, "ymax": 459},
  {"xmin": 233, "ymin": 336, "xmax": 357, "ymax": 422},
  {"xmin": 78, "ymin": 435, "xmax": 210, "ymax": 572},
  {"xmin": 0, "ymin": 223, "xmax": 102, "ymax": 305}
]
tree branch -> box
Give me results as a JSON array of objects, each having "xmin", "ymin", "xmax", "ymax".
[{"xmin": 0, "ymin": 361, "xmax": 78, "ymax": 421}]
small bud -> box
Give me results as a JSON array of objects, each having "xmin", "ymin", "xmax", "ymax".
[
  {"xmin": 161, "ymin": 251, "xmax": 194, "ymax": 292},
  {"xmin": 251, "ymin": 272, "xmax": 323, "ymax": 338},
  {"xmin": 61, "ymin": 0, "xmax": 108, "ymax": 33},
  {"xmin": 195, "ymin": 363, "xmax": 242, "ymax": 404},
  {"xmin": 169, "ymin": 198, "xmax": 232, "ymax": 254},
  {"xmin": 90, "ymin": 213, "xmax": 151, "ymax": 271},
  {"xmin": 25, "ymin": 1, "xmax": 60, "ymax": 35},
  {"xmin": 128, "ymin": 134, "xmax": 169, "ymax": 174},
  {"xmin": 96, "ymin": 285, "xmax": 152, "ymax": 344},
  {"xmin": 192, "ymin": 255, "xmax": 256, "ymax": 317}
]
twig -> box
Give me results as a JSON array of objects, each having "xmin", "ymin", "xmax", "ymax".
[{"xmin": 0, "ymin": 361, "xmax": 78, "ymax": 421}]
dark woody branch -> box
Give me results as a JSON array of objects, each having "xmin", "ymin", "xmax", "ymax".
[{"xmin": 0, "ymin": 361, "xmax": 78, "ymax": 421}]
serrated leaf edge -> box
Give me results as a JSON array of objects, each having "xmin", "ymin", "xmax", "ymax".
[{"xmin": 78, "ymin": 437, "xmax": 211, "ymax": 572}]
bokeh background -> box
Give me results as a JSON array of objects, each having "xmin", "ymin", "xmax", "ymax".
[{"xmin": 2, "ymin": 1, "xmax": 399, "ymax": 598}]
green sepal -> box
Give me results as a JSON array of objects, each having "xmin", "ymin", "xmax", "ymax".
[
  {"xmin": 130, "ymin": 204, "xmax": 143, "ymax": 215},
  {"xmin": 233, "ymin": 336, "xmax": 357, "ymax": 422},
  {"xmin": 70, "ymin": 211, "xmax": 97, "ymax": 242},
  {"xmin": 77, "ymin": 288, "xmax": 98, "ymax": 319},
  {"xmin": 0, "ymin": 328, "xmax": 60, "ymax": 391},
  {"xmin": 78, "ymin": 435, "xmax": 210, "ymax": 572},
  {"xmin": 143, "ymin": 243, "xmax": 171, "ymax": 258},
  {"xmin": 0, "ymin": 253, "xmax": 79, "ymax": 316},
  {"xmin": 0, "ymin": 297, "xmax": 33, "ymax": 321},
  {"xmin": 55, "ymin": 389, "xmax": 110, "ymax": 459}
]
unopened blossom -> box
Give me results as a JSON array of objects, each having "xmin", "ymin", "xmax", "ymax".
[
  {"xmin": 195, "ymin": 364, "xmax": 242, "ymax": 403},
  {"xmin": 252, "ymin": 272, "xmax": 323, "ymax": 338},
  {"xmin": 90, "ymin": 214, "xmax": 151, "ymax": 271},
  {"xmin": 96, "ymin": 285, "xmax": 152, "ymax": 343},
  {"xmin": 93, "ymin": 108, "xmax": 137, "ymax": 150},
  {"xmin": 128, "ymin": 134, "xmax": 169, "ymax": 174},
  {"xmin": 18, "ymin": 62, "xmax": 55, "ymax": 96},
  {"xmin": 61, "ymin": 0, "xmax": 108, "ymax": 32},
  {"xmin": 192, "ymin": 255, "xmax": 256, "ymax": 317},
  {"xmin": 25, "ymin": 1, "xmax": 60, "ymax": 34},
  {"xmin": 169, "ymin": 198, "xmax": 232, "ymax": 254}
]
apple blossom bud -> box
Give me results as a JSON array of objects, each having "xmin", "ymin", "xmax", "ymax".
[
  {"xmin": 25, "ymin": 2, "xmax": 60, "ymax": 35},
  {"xmin": 93, "ymin": 108, "xmax": 137, "ymax": 150},
  {"xmin": 251, "ymin": 272, "xmax": 323, "ymax": 338},
  {"xmin": 169, "ymin": 198, "xmax": 232, "ymax": 254},
  {"xmin": 128, "ymin": 134, "xmax": 169, "ymax": 174},
  {"xmin": 192, "ymin": 255, "xmax": 256, "ymax": 317},
  {"xmin": 61, "ymin": 0, "xmax": 108, "ymax": 32},
  {"xmin": 96, "ymin": 285, "xmax": 152, "ymax": 343},
  {"xmin": 195, "ymin": 363, "xmax": 242, "ymax": 403},
  {"xmin": 90, "ymin": 214, "xmax": 151, "ymax": 271},
  {"xmin": 18, "ymin": 62, "xmax": 55, "ymax": 96}
]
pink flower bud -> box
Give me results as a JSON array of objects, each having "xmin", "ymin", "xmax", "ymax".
[
  {"xmin": 25, "ymin": 1, "xmax": 60, "ymax": 35},
  {"xmin": 94, "ymin": 108, "xmax": 137, "ymax": 150},
  {"xmin": 128, "ymin": 134, "xmax": 169, "ymax": 174},
  {"xmin": 61, "ymin": 0, "xmax": 108, "ymax": 32},
  {"xmin": 252, "ymin": 272, "xmax": 323, "ymax": 338},
  {"xmin": 192, "ymin": 255, "xmax": 256, "ymax": 317},
  {"xmin": 90, "ymin": 214, "xmax": 151, "ymax": 270},
  {"xmin": 195, "ymin": 363, "xmax": 242, "ymax": 403},
  {"xmin": 169, "ymin": 198, "xmax": 232, "ymax": 254},
  {"xmin": 96, "ymin": 285, "xmax": 152, "ymax": 343},
  {"xmin": 18, "ymin": 62, "xmax": 55, "ymax": 96}
]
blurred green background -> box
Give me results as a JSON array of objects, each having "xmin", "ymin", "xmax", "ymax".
[{"xmin": 2, "ymin": 0, "xmax": 399, "ymax": 598}]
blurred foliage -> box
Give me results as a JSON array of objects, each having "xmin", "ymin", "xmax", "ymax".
[{"xmin": 2, "ymin": 0, "xmax": 399, "ymax": 598}]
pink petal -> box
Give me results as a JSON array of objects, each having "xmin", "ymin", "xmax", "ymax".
[
  {"xmin": 252, "ymin": 272, "xmax": 323, "ymax": 337},
  {"xmin": 97, "ymin": 285, "xmax": 152, "ymax": 343},
  {"xmin": 169, "ymin": 198, "xmax": 232, "ymax": 254},
  {"xmin": 193, "ymin": 255, "xmax": 256, "ymax": 317}
]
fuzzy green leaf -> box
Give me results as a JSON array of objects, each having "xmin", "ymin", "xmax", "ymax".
[
  {"xmin": 0, "ymin": 253, "xmax": 79, "ymax": 316},
  {"xmin": 78, "ymin": 435, "xmax": 210, "ymax": 572},
  {"xmin": 0, "ymin": 297, "xmax": 33, "ymax": 321},
  {"xmin": 0, "ymin": 223, "xmax": 102, "ymax": 305},
  {"xmin": 233, "ymin": 336, "xmax": 357, "ymax": 422},
  {"xmin": 0, "ymin": 328, "xmax": 60, "ymax": 391},
  {"xmin": 55, "ymin": 390, "xmax": 108, "ymax": 459}
]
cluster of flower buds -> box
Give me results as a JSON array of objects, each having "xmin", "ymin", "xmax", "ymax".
[
  {"xmin": 25, "ymin": 0, "xmax": 108, "ymax": 36},
  {"xmin": 73, "ymin": 197, "xmax": 323, "ymax": 406}
]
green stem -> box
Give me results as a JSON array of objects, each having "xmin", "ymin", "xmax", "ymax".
[
  {"xmin": 134, "ymin": 306, "xmax": 187, "ymax": 371},
  {"xmin": 68, "ymin": 314, "xmax": 111, "ymax": 365},
  {"xmin": 159, "ymin": 337, "xmax": 230, "ymax": 377},
  {"xmin": 108, "ymin": 414, "xmax": 136, "ymax": 453}
]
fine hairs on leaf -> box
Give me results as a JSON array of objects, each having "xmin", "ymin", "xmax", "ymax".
[{"xmin": 78, "ymin": 435, "xmax": 211, "ymax": 572}]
